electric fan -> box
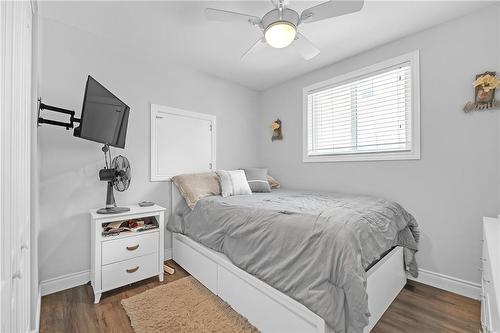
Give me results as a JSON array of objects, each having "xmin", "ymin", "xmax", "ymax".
[{"xmin": 97, "ymin": 154, "xmax": 131, "ymax": 214}]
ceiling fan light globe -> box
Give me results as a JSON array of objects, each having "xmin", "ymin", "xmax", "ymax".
[{"xmin": 264, "ymin": 21, "xmax": 296, "ymax": 49}]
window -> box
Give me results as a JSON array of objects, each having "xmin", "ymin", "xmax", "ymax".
[{"xmin": 303, "ymin": 51, "xmax": 420, "ymax": 162}]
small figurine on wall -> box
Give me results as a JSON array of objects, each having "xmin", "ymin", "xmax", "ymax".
[
  {"xmin": 271, "ymin": 118, "xmax": 283, "ymax": 141},
  {"xmin": 464, "ymin": 72, "xmax": 500, "ymax": 112}
]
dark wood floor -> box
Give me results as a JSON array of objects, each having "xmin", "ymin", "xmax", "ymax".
[{"xmin": 40, "ymin": 260, "xmax": 480, "ymax": 333}]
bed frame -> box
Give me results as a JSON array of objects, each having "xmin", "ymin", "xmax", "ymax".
[{"xmin": 170, "ymin": 185, "xmax": 406, "ymax": 333}]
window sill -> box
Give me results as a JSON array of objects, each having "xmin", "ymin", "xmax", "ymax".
[{"xmin": 303, "ymin": 150, "xmax": 420, "ymax": 163}]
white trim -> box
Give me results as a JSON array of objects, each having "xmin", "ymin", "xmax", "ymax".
[
  {"xmin": 150, "ymin": 104, "xmax": 216, "ymax": 181},
  {"xmin": 408, "ymin": 268, "xmax": 481, "ymax": 300},
  {"xmin": 37, "ymin": 264, "xmax": 481, "ymax": 304},
  {"xmin": 40, "ymin": 270, "xmax": 90, "ymax": 297},
  {"xmin": 30, "ymin": 286, "xmax": 40, "ymax": 333},
  {"xmin": 1, "ymin": 2, "xmax": 34, "ymax": 331},
  {"xmin": 302, "ymin": 50, "xmax": 421, "ymax": 163},
  {"xmin": 164, "ymin": 247, "xmax": 172, "ymax": 260}
]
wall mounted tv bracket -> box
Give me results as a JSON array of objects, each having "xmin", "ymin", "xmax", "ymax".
[{"xmin": 37, "ymin": 98, "xmax": 81, "ymax": 130}]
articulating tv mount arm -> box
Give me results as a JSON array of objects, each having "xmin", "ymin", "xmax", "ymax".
[{"xmin": 37, "ymin": 98, "xmax": 81, "ymax": 130}]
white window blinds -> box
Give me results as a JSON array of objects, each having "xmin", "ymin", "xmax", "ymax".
[{"xmin": 306, "ymin": 63, "xmax": 412, "ymax": 158}]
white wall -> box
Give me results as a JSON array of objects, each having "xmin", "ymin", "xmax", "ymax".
[
  {"xmin": 39, "ymin": 2, "xmax": 500, "ymax": 295},
  {"xmin": 258, "ymin": 5, "xmax": 500, "ymax": 286},
  {"xmin": 38, "ymin": 17, "xmax": 260, "ymax": 282}
]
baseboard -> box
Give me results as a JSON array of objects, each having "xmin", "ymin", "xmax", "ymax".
[
  {"xmin": 30, "ymin": 285, "xmax": 41, "ymax": 333},
  {"xmin": 39, "ymin": 253, "xmax": 480, "ymax": 301},
  {"xmin": 408, "ymin": 268, "xmax": 481, "ymax": 300},
  {"xmin": 40, "ymin": 270, "xmax": 90, "ymax": 296},
  {"xmin": 164, "ymin": 247, "xmax": 172, "ymax": 260}
]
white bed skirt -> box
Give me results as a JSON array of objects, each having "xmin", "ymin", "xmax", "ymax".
[{"xmin": 172, "ymin": 233, "xmax": 406, "ymax": 333}]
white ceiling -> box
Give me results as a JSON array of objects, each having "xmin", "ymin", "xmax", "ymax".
[{"xmin": 41, "ymin": 1, "xmax": 493, "ymax": 90}]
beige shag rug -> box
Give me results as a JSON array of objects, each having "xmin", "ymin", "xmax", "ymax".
[{"xmin": 121, "ymin": 276, "xmax": 259, "ymax": 333}]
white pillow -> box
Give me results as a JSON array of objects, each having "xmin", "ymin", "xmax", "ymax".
[{"xmin": 216, "ymin": 170, "xmax": 252, "ymax": 197}]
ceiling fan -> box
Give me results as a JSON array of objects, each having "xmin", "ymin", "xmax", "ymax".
[{"xmin": 205, "ymin": 0, "xmax": 364, "ymax": 60}]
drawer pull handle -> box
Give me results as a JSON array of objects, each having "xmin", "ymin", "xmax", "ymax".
[
  {"xmin": 126, "ymin": 244, "xmax": 139, "ymax": 251},
  {"xmin": 126, "ymin": 266, "xmax": 139, "ymax": 273}
]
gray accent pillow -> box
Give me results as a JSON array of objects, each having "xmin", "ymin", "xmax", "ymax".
[{"xmin": 243, "ymin": 168, "xmax": 271, "ymax": 193}]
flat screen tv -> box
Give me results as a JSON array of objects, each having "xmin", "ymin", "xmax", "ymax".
[{"xmin": 73, "ymin": 76, "xmax": 130, "ymax": 148}]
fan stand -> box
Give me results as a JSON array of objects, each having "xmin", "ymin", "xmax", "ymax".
[{"xmin": 97, "ymin": 181, "xmax": 130, "ymax": 214}]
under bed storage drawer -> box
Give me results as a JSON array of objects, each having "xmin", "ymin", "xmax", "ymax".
[
  {"xmin": 173, "ymin": 234, "xmax": 218, "ymax": 294},
  {"xmin": 217, "ymin": 264, "xmax": 325, "ymax": 333},
  {"xmin": 365, "ymin": 246, "xmax": 406, "ymax": 332},
  {"xmin": 101, "ymin": 253, "xmax": 158, "ymax": 291}
]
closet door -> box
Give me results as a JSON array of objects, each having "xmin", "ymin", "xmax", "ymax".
[
  {"xmin": 150, "ymin": 104, "xmax": 217, "ymax": 181},
  {"xmin": 0, "ymin": 1, "xmax": 33, "ymax": 332}
]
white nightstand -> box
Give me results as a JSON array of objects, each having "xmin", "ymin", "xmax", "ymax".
[{"xmin": 90, "ymin": 204, "xmax": 166, "ymax": 303}]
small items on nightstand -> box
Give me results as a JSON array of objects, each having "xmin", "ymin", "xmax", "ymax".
[{"xmin": 138, "ymin": 201, "xmax": 155, "ymax": 207}]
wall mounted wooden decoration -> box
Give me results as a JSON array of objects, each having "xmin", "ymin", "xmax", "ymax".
[
  {"xmin": 271, "ymin": 118, "xmax": 283, "ymax": 141},
  {"xmin": 463, "ymin": 71, "xmax": 500, "ymax": 112}
]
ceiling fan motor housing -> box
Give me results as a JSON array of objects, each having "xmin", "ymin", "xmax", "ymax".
[{"xmin": 262, "ymin": 8, "xmax": 299, "ymax": 30}]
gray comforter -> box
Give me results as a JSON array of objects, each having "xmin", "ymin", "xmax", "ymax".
[{"xmin": 167, "ymin": 190, "xmax": 419, "ymax": 333}]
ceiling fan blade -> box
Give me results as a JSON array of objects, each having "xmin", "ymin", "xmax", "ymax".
[
  {"xmin": 300, "ymin": 1, "xmax": 364, "ymax": 24},
  {"xmin": 295, "ymin": 33, "xmax": 320, "ymax": 60},
  {"xmin": 241, "ymin": 38, "xmax": 266, "ymax": 60},
  {"xmin": 205, "ymin": 8, "xmax": 261, "ymax": 25}
]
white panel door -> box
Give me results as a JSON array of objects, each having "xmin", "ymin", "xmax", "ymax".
[
  {"xmin": 151, "ymin": 105, "xmax": 216, "ymax": 181},
  {"xmin": 157, "ymin": 114, "xmax": 212, "ymax": 175}
]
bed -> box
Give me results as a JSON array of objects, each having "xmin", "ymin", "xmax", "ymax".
[{"xmin": 167, "ymin": 186, "xmax": 419, "ymax": 333}]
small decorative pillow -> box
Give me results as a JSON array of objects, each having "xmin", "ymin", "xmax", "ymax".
[
  {"xmin": 267, "ymin": 175, "xmax": 280, "ymax": 189},
  {"xmin": 216, "ymin": 170, "xmax": 252, "ymax": 197},
  {"xmin": 242, "ymin": 168, "xmax": 271, "ymax": 193},
  {"xmin": 172, "ymin": 172, "xmax": 221, "ymax": 209}
]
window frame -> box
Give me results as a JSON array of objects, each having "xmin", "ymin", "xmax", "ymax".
[{"xmin": 302, "ymin": 50, "xmax": 420, "ymax": 163}]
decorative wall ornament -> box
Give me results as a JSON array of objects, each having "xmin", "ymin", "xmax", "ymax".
[
  {"xmin": 271, "ymin": 118, "xmax": 283, "ymax": 141},
  {"xmin": 463, "ymin": 71, "xmax": 500, "ymax": 112}
]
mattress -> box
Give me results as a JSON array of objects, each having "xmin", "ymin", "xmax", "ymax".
[{"xmin": 167, "ymin": 189, "xmax": 419, "ymax": 333}]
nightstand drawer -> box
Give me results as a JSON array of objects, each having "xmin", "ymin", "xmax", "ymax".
[
  {"xmin": 102, "ymin": 232, "xmax": 159, "ymax": 265},
  {"xmin": 101, "ymin": 253, "xmax": 158, "ymax": 291}
]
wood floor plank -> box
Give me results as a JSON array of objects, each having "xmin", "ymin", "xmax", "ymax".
[
  {"xmin": 40, "ymin": 261, "xmax": 480, "ymax": 333},
  {"xmin": 372, "ymin": 280, "xmax": 480, "ymax": 333}
]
